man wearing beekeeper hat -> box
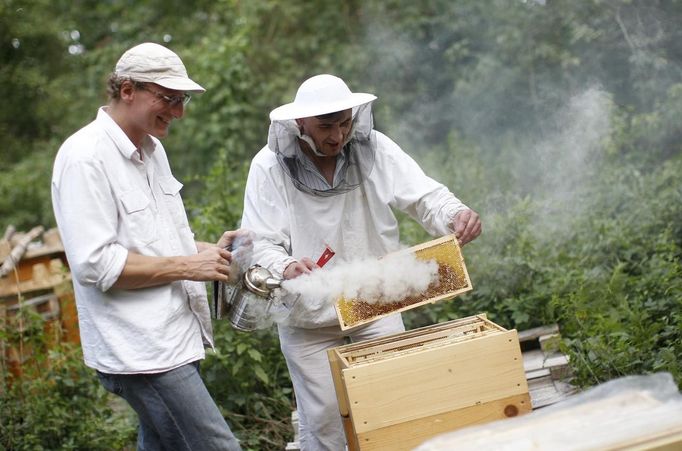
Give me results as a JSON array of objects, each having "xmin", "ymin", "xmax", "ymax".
[{"xmin": 241, "ymin": 74, "xmax": 481, "ymax": 450}]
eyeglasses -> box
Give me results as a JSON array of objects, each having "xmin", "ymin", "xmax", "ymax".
[{"xmin": 137, "ymin": 84, "xmax": 191, "ymax": 107}]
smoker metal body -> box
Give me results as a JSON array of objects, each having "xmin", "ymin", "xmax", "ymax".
[
  {"xmin": 335, "ymin": 234, "xmax": 472, "ymax": 330},
  {"xmin": 327, "ymin": 313, "xmax": 531, "ymax": 451},
  {"xmin": 212, "ymin": 265, "xmax": 283, "ymax": 331}
]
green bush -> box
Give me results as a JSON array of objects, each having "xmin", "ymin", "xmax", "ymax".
[
  {"xmin": 0, "ymin": 309, "xmax": 136, "ymax": 450},
  {"xmin": 202, "ymin": 323, "xmax": 294, "ymax": 451}
]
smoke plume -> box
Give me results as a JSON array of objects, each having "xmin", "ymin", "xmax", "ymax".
[{"xmin": 281, "ymin": 251, "xmax": 439, "ymax": 306}]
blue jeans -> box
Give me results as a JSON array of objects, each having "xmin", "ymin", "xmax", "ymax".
[{"xmin": 97, "ymin": 362, "xmax": 241, "ymax": 451}]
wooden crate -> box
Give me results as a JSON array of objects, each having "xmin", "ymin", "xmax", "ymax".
[
  {"xmin": 335, "ymin": 235, "xmax": 472, "ymax": 330},
  {"xmin": 0, "ymin": 229, "xmax": 79, "ymax": 380},
  {"xmin": 327, "ymin": 314, "xmax": 531, "ymax": 451},
  {"xmin": 0, "ymin": 257, "xmax": 71, "ymax": 298}
]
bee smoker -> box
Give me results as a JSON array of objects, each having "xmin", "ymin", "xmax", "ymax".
[{"xmin": 213, "ymin": 264, "xmax": 284, "ymax": 331}]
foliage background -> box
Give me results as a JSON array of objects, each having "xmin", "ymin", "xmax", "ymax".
[{"xmin": 1, "ymin": 0, "xmax": 681, "ymax": 449}]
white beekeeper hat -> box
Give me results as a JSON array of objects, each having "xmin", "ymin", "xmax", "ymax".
[
  {"xmin": 114, "ymin": 42, "xmax": 205, "ymax": 93},
  {"xmin": 269, "ymin": 74, "xmax": 376, "ymax": 121}
]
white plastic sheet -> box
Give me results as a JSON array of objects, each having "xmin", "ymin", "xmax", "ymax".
[{"xmin": 415, "ymin": 372, "xmax": 682, "ymax": 451}]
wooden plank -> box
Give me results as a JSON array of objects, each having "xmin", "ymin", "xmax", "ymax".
[
  {"xmin": 356, "ymin": 393, "xmax": 531, "ymax": 451},
  {"xmin": 522, "ymin": 349, "xmax": 545, "ymax": 372},
  {"xmin": 328, "ymin": 348, "xmax": 351, "ymax": 417},
  {"xmin": 344, "ymin": 322, "xmax": 487, "ymax": 361},
  {"xmin": 526, "ymin": 368, "xmax": 551, "ymax": 380},
  {"xmin": 344, "ymin": 330, "xmax": 528, "ymax": 433},
  {"xmin": 342, "ymin": 415, "xmax": 361, "ymax": 451},
  {"xmin": 538, "ymin": 333, "xmax": 561, "ymax": 353},
  {"xmin": 54, "ymin": 282, "xmax": 80, "ymax": 345},
  {"xmin": 337, "ymin": 314, "xmax": 496, "ymax": 358},
  {"xmin": 614, "ymin": 428, "xmax": 682, "ymax": 451},
  {"xmin": 349, "ymin": 330, "xmax": 504, "ymax": 366},
  {"xmin": 528, "ymin": 375, "xmax": 573, "ymax": 409},
  {"xmin": 517, "ymin": 324, "xmax": 559, "ymax": 344},
  {"xmin": 2, "ymin": 225, "xmax": 16, "ymax": 242},
  {"xmin": 0, "ymin": 240, "xmax": 10, "ymax": 262},
  {"xmin": 31, "ymin": 263, "xmax": 51, "ymax": 287},
  {"xmin": 23, "ymin": 228, "xmax": 64, "ymax": 259},
  {"xmin": 5, "ymin": 293, "xmax": 61, "ymax": 321},
  {"xmin": 0, "ymin": 263, "xmax": 71, "ymax": 298},
  {"xmin": 0, "ymin": 255, "xmax": 54, "ymax": 285},
  {"xmin": 344, "ymin": 325, "xmax": 492, "ymax": 363},
  {"xmin": 523, "ymin": 349, "xmax": 569, "ymax": 373},
  {"xmin": 0, "ymin": 226, "xmax": 44, "ymax": 277}
]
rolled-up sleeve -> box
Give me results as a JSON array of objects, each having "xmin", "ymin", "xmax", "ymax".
[{"xmin": 52, "ymin": 156, "xmax": 128, "ymax": 292}]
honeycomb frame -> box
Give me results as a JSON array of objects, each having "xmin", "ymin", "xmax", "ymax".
[{"xmin": 335, "ymin": 234, "xmax": 472, "ymax": 330}]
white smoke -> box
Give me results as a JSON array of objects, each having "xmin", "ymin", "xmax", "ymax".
[
  {"xmin": 534, "ymin": 87, "xmax": 611, "ymax": 202},
  {"xmin": 228, "ymin": 229, "xmax": 255, "ymax": 283},
  {"xmin": 281, "ymin": 251, "xmax": 439, "ymax": 306}
]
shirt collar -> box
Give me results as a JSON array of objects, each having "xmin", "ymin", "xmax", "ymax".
[
  {"xmin": 295, "ymin": 145, "xmax": 348, "ymax": 189},
  {"xmin": 97, "ymin": 107, "xmax": 157, "ymax": 160}
]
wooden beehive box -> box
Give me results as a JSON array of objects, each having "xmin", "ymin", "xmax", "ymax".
[
  {"xmin": 335, "ymin": 234, "xmax": 472, "ymax": 330},
  {"xmin": 0, "ymin": 228, "xmax": 71, "ymax": 299},
  {"xmin": 1, "ymin": 227, "xmax": 79, "ymax": 382},
  {"xmin": 327, "ymin": 314, "xmax": 531, "ymax": 451}
]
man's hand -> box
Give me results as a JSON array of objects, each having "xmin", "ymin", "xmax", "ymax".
[
  {"xmin": 196, "ymin": 229, "xmax": 252, "ymax": 253},
  {"xmin": 283, "ymin": 257, "xmax": 318, "ymax": 279},
  {"xmin": 184, "ymin": 246, "xmax": 233, "ymax": 282},
  {"xmin": 216, "ymin": 228, "xmax": 253, "ymax": 250},
  {"xmin": 452, "ymin": 209, "xmax": 482, "ymax": 246},
  {"xmin": 113, "ymin": 247, "xmax": 233, "ymax": 289}
]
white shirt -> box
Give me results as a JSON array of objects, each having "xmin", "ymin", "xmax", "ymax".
[
  {"xmin": 290, "ymin": 146, "xmax": 348, "ymax": 190},
  {"xmin": 51, "ymin": 107, "xmax": 213, "ymax": 374},
  {"xmin": 241, "ymin": 131, "xmax": 468, "ymax": 328}
]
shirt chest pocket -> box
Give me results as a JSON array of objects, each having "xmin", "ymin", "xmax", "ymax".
[
  {"xmin": 158, "ymin": 175, "xmax": 189, "ymax": 228},
  {"xmin": 119, "ymin": 190, "xmax": 158, "ymax": 247}
]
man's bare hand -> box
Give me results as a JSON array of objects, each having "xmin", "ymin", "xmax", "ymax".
[
  {"xmin": 283, "ymin": 257, "xmax": 318, "ymax": 280},
  {"xmin": 452, "ymin": 209, "xmax": 482, "ymax": 246},
  {"xmin": 185, "ymin": 247, "xmax": 232, "ymax": 282},
  {"xmin": 217, "ymin": 228, "xmax": 253, "ymax": 250}
]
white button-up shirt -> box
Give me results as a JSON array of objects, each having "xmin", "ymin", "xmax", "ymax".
[{"xmin": 51, "ymin": 107, "xmax": 213, "ymax": 374}]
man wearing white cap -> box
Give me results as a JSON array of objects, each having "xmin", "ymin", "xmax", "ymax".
[
  {"xmin": 51, "ymin": 43, "xmax": 242, "ymax": 450},
  {"xmin": 241, "ymin": 74, "xmax": 481, "ymax": 450}
]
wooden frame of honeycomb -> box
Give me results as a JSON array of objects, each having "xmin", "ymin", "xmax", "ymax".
[{"xmin": 335, "ymin": 234, "xmax": 472, "ymax": 330}]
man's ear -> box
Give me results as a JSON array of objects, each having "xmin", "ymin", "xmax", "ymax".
[
  {"xmin": 295, "ymin": 118, "xmax": 306, "ymax": 135},
  {"xmin": 119, "ymin": 80, "xmax": 136, "ymax": 103}
]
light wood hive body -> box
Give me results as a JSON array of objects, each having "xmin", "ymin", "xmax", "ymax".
[
  {"xmin": 328, "ymin": 314, "xmax": 531, "ymax": 451},
  {"xmin": 335, "ymin": 234, "xmax": 472, "ymax": 330}
]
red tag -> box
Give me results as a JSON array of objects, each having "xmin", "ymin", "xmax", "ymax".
[{"xmin": 316, "ymin": 245, "xmax": 336, "ymax": 267}]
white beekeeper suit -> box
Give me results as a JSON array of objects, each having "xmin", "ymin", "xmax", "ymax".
[{"xmin": 240, "ymin": 74, "xmax": 470, "ymax": 450}]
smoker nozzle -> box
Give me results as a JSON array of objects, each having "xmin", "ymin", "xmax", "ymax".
[
  {"xmin": 244, "ymin": 265, "xmax": 283, "ymax": 297},
  {"xmin": 264, "ymin": 277, "xmax": 283, "ymax": 290}
]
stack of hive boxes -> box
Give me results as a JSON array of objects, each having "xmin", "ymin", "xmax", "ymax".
[
  {"xmin": 328, "ymin": 235, "xmax": 530, "ymax": 450},
  {"xmin": 0, "ymin": 227, "xmax": 78, "ymax": 380}
]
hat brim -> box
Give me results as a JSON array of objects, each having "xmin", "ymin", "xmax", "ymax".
[
  {"xmin": 155, "ymin": 76, "xmax": 206, "ymax": 93},
  {"xmin": 269, "ymin": 93, "xmax": 376, "ymax": 121}
]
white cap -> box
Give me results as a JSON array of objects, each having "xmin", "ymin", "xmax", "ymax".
[
  {"xmin": 269, "ymin": 74, "xmax": 376, "ymax": 121},
  {"xmin": 114, "ymin": 42, "xmax": 205, "ymax": 93}
]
